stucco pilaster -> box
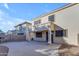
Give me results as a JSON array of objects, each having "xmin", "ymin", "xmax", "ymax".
[{"xmin": 48, "ymin": 27, "xmax": 52, "ymax": 44}]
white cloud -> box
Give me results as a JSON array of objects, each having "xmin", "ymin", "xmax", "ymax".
[
  {"xmin": 4, "ymin": 3, "xmax": 9, "ymax": 10},
  {"xmin": 0, "ymin": 10, "xmax": 26, "ymax": 32}
]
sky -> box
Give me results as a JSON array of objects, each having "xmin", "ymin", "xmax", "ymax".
[{"xmin": 0, "ymin": 3, "xmax": 67, "ymax": 32}]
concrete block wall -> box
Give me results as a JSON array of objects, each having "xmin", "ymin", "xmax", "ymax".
[{"xmin": 0, "ymin": 34, "xmax": 26, "ymax": 43}]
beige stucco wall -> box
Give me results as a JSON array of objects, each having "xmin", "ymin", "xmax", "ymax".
[
  {"xmin": 32, "ymin": 15, "xmax": 49, "ymax": 26},
  {"xmin": 41, "ymin": 16, "xmax": 49, "ymax": 24},
  {"xmin": 15, "ymin": 23, "xmax": 32, "ymax": 41},
  {"xmin": 32, "ymin": 17, "xmax": 48, "ymax": 42},
  {"xmin": 32, "ymin": 4, "xmax": 79, "ymax": 45},
  {"xmin": 53, "ymin": 4, "xmax": 79, "ymax": 45}
]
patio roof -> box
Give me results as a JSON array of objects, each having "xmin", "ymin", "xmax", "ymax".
[{"xmin": 33, "ymin": 26, "xmax": 48, "ymax": 32}]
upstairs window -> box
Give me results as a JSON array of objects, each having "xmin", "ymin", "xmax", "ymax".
[
  {"xmin": 19, "ymin": 26, "xmax": 23, "ymax": 31},
  {"xmin": 34, "ymin": 20, "xmax": 41, "ymax": 25},
  {"xmin": 48, "ymin": 15, "xmax": 55, "ymax": 21}
]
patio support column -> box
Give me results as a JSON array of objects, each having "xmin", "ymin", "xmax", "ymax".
[
  {"xmin": 48, "ymin": 27, "xmax": 52, "ymax": 44},
  {"xmin": 27, "ymin": 30, "xmax": 30, "ymax": 41}
]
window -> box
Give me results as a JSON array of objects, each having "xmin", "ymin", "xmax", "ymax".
[
  {"xmin": 17, "ymin": 33, "xmax": 24, "ymax": 35},
  {"xmin": 55, "ymin": 30, "xmax": 63, "ymax": 37},
  {"xmin": 34, "ymin": 20, "xmax": 41, "ymax": 25},
  {"xmin": 55, "ymin": 30, "xmax": 67, "ymax": 37},
  {"xmin": 48, "ymin": 15, "xmax": 55, "ymax": 21},
  {"xmin": 19, "ymin": 26, "xmax": 22, "ymax": 30},
  {"xmin": 36, "ymin": 32, "xmax": 42, "ymax": 37}
]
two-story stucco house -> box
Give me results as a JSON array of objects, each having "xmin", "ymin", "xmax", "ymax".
[
  {"xmin": 15, "ymin": 21, "xmax": 32, "ymax": 41},
  {"xmin": 32, "ymin": 3, "xmax": 79, "ymax": 46},
  {"xmin": 7, "ymin": 30, "xmax": 17, "ymax": 35}
]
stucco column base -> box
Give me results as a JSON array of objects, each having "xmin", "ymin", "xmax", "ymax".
[{"xmin": 48, "ymin": 41, "xmax": 52, "ymax": 45}]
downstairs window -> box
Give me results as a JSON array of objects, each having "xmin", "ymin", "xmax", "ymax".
[
  {"xmin": 36, "ymin": 32, "xmax": 42, "ymax": 38},
  {"xmin": 55, "ymin": 30, "xmax": 67, "ymax": 37}
]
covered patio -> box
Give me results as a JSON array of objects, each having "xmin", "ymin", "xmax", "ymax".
[{"xmin": 32, "ymin": 22, "xmax": 55, "ymax": 44}]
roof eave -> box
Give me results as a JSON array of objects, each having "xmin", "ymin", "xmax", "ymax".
[{"xmin": 32, "ymin": 3, "xmax": 78, "ymax": 21}]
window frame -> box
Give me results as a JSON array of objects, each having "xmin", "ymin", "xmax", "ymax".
[
  {"xmin": 55, "ymin": 29, "xmax": 67, "ymax": 37},
  {"xmin": 55, "ymin": 30, "xmax": 64, "ymax": 37},
  {"xmin": 34, "ymin": 20, "xmax": 41, "ymax": 25},
  {"xmin": 48, "ymin": 15, "xmax": 55, "ymax": 22},
  {"xmin": 17, "ymin": 33, "xmax": 24, "ymax": 35}
]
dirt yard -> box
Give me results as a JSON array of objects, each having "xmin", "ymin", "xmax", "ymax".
[{"xmin": 58, "ymin": 44, "xmax": 79, "ymax": 56}]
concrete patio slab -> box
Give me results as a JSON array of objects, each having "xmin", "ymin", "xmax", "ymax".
[{"xmin": 0, "ymin": 41, "xmax": 61, "ymax": 56}]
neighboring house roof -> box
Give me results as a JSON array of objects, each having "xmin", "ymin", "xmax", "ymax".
[
  {"xmin": 15, "ymin": 21, "xmax": 32, "ymax": 27},
  {"xmin": 32, "ymin": 3, "xmax": 78, "ymax": 21},
  {"xmin": 8, "ymin": 30, "xmax": 17, "ymax": 32},
  {"xmin": 7, "ymin": 30, "xmax": 18, "ymax": 34}
]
